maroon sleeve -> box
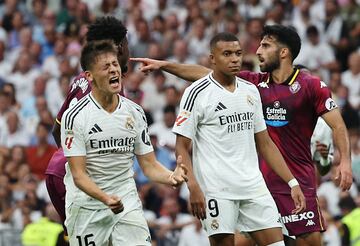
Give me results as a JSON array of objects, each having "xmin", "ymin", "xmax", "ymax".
[
  {"xmin": 237, "ymin": 71, "xmax": 265, "ymax": 86},
  {"xmin": 56, "ymin": 73, "xmax": 91, "ymax": 123},
  {"xmin": 310, "ymin": 77, "xmax": 336, "ymax": 116}
]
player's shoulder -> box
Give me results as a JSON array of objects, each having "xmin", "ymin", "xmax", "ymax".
[
  {"xmin": 298, "ymin": 71, "xmax": 328, "ymax": 90},
  {"xmin": 62, "ymin": 95, "xmax": 91, "ymax": 128},
  {"xmin": 236, "ymin": 76, "xmax": 260, "ymax": 95},
  {"xmin": 121, "ymin": 96, "xmax": 146, "ymax": 116},
  {"xmin": 184, "ymin": 73, "xmax": 212, "ymax": 93},
  {"xmin": 237, "ymin": 70, "xmax": 266, "ymax": 86},
  {"xmin": 69, "ymin": 72, "xmax": 91, "ymax": 94}
]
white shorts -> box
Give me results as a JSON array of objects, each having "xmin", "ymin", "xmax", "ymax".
[
  {"xmin": 201, "ymin": 193, "xmax": 282, "ymax": 236},
  {"xmin": 65, "ymin": 189, "xmax": 151, "ymax": 246}
]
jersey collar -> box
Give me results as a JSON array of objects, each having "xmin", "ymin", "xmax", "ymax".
[
  {"xmin": 89, "ymin": 93, "xmax": 121, "ymax": 110},
  {"xmin": 209, "ymin": 72, "xmax": 238, "ymax": 89},
  {"xmin": 266, "ymin": 68, "xmax": 300, "ymax": 86}
]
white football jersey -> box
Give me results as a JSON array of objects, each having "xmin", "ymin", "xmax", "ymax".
[
  {"xmin": 61, "ymin": 93, "xmax": 153, "ymax": 209},
  {"xmin": 173, "ymin": 73, "xmax": 269, "ymax": 200},
  {"xmin": 311, "ymin": 117, "xmax": 333, "ymax": 161}
]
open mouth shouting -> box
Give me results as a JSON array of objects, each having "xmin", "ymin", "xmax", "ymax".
[{"xmin": 109, "ymin": 76, "xmax": 121, "ymax": 89}]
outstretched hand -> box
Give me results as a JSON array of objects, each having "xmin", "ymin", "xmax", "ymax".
[
  {"xmin": 290, "ymin": 185, "xmax": 306, "ymax": 214},
  {"xmin": 130, "ymin": 57, "xmax": 164, "ymax": 74},
  {"xmin": 169, "ymin": 155, "xmax": 188, "ymax": 187}
]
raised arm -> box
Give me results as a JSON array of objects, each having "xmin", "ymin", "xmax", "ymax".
[
  {"xmin": 67, "ymin": 156, "xmax": 124, "ymax": 214},
  {"xmin": 255, "ymin": 130, "xmax": 306, "ymax": 214},
  {"xmin": 136, "ymin": 151, "xmax": 188, "ymax": 187},
  {"xmin": 175, "ymin": 134, "xmax": 206, "ymax": 220},
  {"xmin": 321, "ymin": 108, "xmax": 352, "ymax": 191},
  {"xmin": 130, "ymin": 58, "xmax": 211, "ymax": 82}
]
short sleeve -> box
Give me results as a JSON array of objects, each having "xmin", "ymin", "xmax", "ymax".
[
  {"xmin": 134, "ymin": 107, "xmax": 154, "ymax": 155},
  {"xmin": 253, "ymin": 88, "xmax": 267, "ymax": 133},
  {"xmin": 311, "ymin": 78, "xmax": 337, "ymax": 116},
  {"xmin": 61, "ymin": 110, "xmax": 86, "ymax": 157},
  {"xmin": 56, "ymin": 74, "xmax": 90, "ymax": 123},
  {"xmin": 172, "ymin": 86, "xmax": 201, "ymax": 139}
]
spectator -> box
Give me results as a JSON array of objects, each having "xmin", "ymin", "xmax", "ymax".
[
  {"xmin": 21, "ymin": 203, "xmax": 64, "ymax": 246},
  {"xmin": 7, "ymin": 51, "xmax": 41, "ymax": 105},
  {"xmin": 186, "ymin": 17, "xmax": 210, "ymax": 58},
  {"xmin": 341, "ymin": 52, "xmax": 360, "ymax": 109},
  {"xmin": 131, "ymin": 18, "xmax": 153, "ymax": 58},
  {"xmin": 134, "ymin": 129, "xmax": 176, "ymax": 185},
  {"xmin": 0, "ymin": 110, "xmax": 29, "ymax": 148},
  {"xmin": 318, "ymin": 164, "xmax": 358, "ymax": 217},
  {"xmin": 338, "ymin": 195, "xmax": 360, "ymax": 246},
  {"xmin": 149, "ymin": 105, "xmax": 177, "ymax": 152},
  {"xmin": 295, "ymin": 25, "xmax": 338, "ymax": 82},
  {"xmin": 156, "ymin": 197, "xmax": 193, "ymax": 246},
  {"xmin": 178, "ymin": 218, "xmax": 209, "ymax": 246},
  {"xmin": 25, "ymin": 122, "xmax": 56, "ymax": 179},
  {"xmin": 0, "ymin": 40, "xmax": 12, "ymax": 79}
]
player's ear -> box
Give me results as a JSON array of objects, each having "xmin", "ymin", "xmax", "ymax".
[
  {"xmin": 84, "ymin": 70, "xmax": 93, "ymax": 82},
  {"xmin": 209, "ymin": 53, "xmax": 215, "ymax": 65},
  {"xmin": 280, "ymin": 47, "xmax": 289, "ymax": 59}
]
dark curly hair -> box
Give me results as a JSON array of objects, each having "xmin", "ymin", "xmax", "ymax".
[
  {"xmin": 261, "ymin": 25, "xmax": 301, "ymax": 61},
  {"xmin": 86, "ymin": 16, "xmax": 127, "ymax": 45}
]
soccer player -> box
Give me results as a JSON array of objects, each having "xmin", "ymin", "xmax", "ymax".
[
  {"xmin": 174, "ymin": 32, "xmax": 305, "ymax": 246},
  {"xmin": 45, "ymin": 16, "xmax": 129, "ymax": 231},
  {"xmin": 131, "ymin": 25, "xmax": 353, "ymax": 246},
  {"xmin": 61, "ymin": 40, "xmax": 188, "ymax": 245}
]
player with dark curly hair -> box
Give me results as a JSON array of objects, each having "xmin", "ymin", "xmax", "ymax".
[{"xmin": 45, "ymin": 16, "xmax": 129, "ymax": 235}]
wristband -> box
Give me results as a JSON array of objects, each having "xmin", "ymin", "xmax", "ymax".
[{"xmin": 288, "ymin": 178, "xmax": 299, "ymax": 188}]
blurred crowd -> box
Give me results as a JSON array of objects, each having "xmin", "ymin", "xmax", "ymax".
[{"xmin": 0, "ymin": 0, "xmax": 359, "ymax": 245}]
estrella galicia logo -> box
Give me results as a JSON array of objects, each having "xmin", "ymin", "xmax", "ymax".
[{"xmin": 264, "ymin": 101, "xmax": 290, "ymax": 127}]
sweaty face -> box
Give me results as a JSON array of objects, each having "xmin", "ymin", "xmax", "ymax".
[
  {"xmin": 88, "ymin": 52, "xmax": 122, "ymax": 96},
  {"xmin": 210, "ymin": 40, "xmax": 242, "ymax": 75},
  {"xmin": 256, "ymin": 36, "xmax": 281, "ymax": 73}
]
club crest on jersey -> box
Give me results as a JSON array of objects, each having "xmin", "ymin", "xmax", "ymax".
[
  {"xmin": 274, "ymin": 101, "xmax": 280, "ymax": 108},
  {"xmin": 258, "ymin": 82, "xmax": 269, "ymax": 88},
  {"xmin": 211, "ymin": 219, "xmax": 219, "ymax": 230},
  {"xmin": 325, "ymin": 98, "xmax": 338, "ymax": 110},
  {"xmin": 247, "ymin": 95, "xmax": 254, "ymax": 106},
  {"xmin": 289, "ymin": 81, "xmax": 301, "ymax": 94},
  {"xmin": 125, "ymin": 117, "xmax": 135, "ymax": 130},
  {"xmin": 175, "ymin": 111, "xmax": 190, "ymax": 126}
]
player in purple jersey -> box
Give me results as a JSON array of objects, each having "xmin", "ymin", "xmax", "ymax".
[
  {"xmin": 45, "ymin": 16, "xmax": 129, "ymax": 232},
  {"xmin": 131, "ymin": 25, "xmax": 353, "ymax": 246}
]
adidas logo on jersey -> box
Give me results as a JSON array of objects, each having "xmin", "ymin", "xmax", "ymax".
[
  {"xmin": 215, "ymin": 102, "xmax": 227, "ymax": 111},
  {"xmin": 88, "ymin": 124, "xmax": 103, "ymax": 134},
  {"xmin": 305, "ymin": 220, "xmax": 315, "ymax": 226}
]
